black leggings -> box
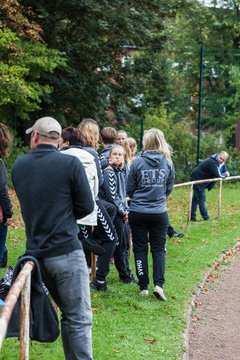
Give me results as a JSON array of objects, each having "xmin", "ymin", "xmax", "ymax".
[{"xmin": 129, "ymin": 211, "xmax": 169, "ymax": 290}]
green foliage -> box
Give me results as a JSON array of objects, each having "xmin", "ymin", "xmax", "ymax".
[
  {"xmin": 17, "ymin": 0, "xmax": 192, "ymax": 125},
  {"xmin": 163, "ymin": 0, "xmax": 240, "ymax": 133},
  {"xmin": 143, "ymin": 106, "xmax": 196, "ymax": 181},
  {"xmin": 0, "ymin": 28, "xmax": 66, "ymax": 123}
]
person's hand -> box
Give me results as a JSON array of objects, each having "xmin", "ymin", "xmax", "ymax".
[
  {"xmin": 4, "ymin": 218, "xmax": 12, "ymax": 226},
  {"xmin": 225, "ymin": 171, "xmax": 230, "ymax": 177},
  {"xmin": 123, "ymin": 213, "xmax": 128, "ymax": 224}
]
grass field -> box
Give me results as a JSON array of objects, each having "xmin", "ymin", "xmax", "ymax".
[{"xmin": 0, "ymin": 185, "xmax": 240, "ymax": 359}]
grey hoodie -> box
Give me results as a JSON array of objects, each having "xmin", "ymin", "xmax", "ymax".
[{"xmin": 126, "ymin": 151, "xmax": 175, "ymax": 214}]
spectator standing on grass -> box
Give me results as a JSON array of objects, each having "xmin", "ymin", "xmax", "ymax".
[
  {"xmin": 127, "ymin": 128, "xmax": 174, "ymax": 300},
  {"xmin": 99, "ymin": 127, "xmax": 117, "ymax": 161},
  {"xmin": 115, "ymin": 130, "xmax": 128, "ymax": 146},
  {"xmin": 127, "ymin": 137, "xmax": 137, "ymax": 164},
  {"xmin": 100, "ymin": 144, "xmax": 136, "ymax": 284},
  {"xmin": 77, "ymin": 119, "xmax": 118, "ymax": 291},
  {"xmin": 59, "ymin": 126, "xmax": 105, "ymax": 261},
  {"xmin": 12, "ymin": 117, "xmax": 94, "ymax": 360},
  {"xmin": 0, "ymin": 123, "xmax": 13, "ymax": 267},
  {"xmin": 190, "ymin": 151, "xmax": 230, "ymax": 222}
]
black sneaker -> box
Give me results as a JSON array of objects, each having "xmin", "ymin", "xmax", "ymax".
[
  {"xmin": 191, "ymin": 218, "xmax": 198, "ymax": 222},
  {"xmin": 172, "ymin": 231, "xmax": 184, "ymax": 238},
  {"xmin": 81, "ymin": 237, "xmax": 106, "ymax": 256},
  {"xmin": 90, "ymin": 278, "xmax": 108, "ymax": 292},
  {"xmin": 119, "ymin": 274, "xmax": 137, "ymax": 284}
]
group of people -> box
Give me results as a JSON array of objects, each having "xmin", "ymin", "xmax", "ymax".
[{"xmin": 0, "ymin": 117, "xmax": 230, "ymax": 359}]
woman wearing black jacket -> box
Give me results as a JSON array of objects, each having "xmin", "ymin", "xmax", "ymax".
[{"xmin": 101, "ymin": 145, "xmax": 135, "ymax": 284}]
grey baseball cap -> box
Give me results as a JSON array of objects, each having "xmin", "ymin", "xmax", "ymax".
[{"xmin": 26, "ymin": 117, "xmax": 62, "ymax": 140}]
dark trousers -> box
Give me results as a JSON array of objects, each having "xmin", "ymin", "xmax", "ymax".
[
  {"xmin": 79, "ymin": 199, "xmax": 118, "ymax": 274},
  {"xmin": 167, "ymin": 224, "xmax": 175, "ymax": 237},
  {"xmin": 113, "ymin": 214, "xmax": 131, "ymax": 279},
  {"xmin": 129, "ymin": 211, "xmax": 169, "ymax": 290},
  {"xmin": 191, "ymin": 188, "xmax": 209, "ymax": 220},
  {"xmin": 0, "ymin": 224, "xmax": 7, "ymax": 267},
  {"xmin": 96, "ymin": 240, "xmax": 116, "ymax": 281},
  {"xmin": 94, "ymin": 199, "xmax": 117, "ymax": 280}
]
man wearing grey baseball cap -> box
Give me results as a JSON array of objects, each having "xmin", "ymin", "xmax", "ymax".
[
  {"xmin": 25, "ymin": 116, "xmax": 62, "ymax": 139},
  {"xmin": 12, "ymin": 116, "xmax": 94, "ymax": 359}
]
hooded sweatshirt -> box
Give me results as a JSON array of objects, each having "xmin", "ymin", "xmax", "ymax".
[
  {"xmin": 100, "ymin": 163, "xmax": 128, "ymax": 217},
  {"xmin": 126, "ymin": 151, "xmax": 175, "ymax": 214}
]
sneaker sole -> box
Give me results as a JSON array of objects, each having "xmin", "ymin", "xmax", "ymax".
[{"xmin": 153, "ymin": 290, "xmax": 167, "ymax": 301}]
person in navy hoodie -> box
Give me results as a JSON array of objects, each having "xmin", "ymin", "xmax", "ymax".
[
  {"xmin": 100, "ymin": 145, "xmax": 136, "ymax": 284},
  {"xmin": 127, "ymin": 128, "xmax": 174, "ymax": 300},
  {"xmin": 190, "ymin": 151, "xmax": 229, "ymax": 221},
  {"xmin": 12, "ymin": 117, "xmax": 94, "ymax": 359}
]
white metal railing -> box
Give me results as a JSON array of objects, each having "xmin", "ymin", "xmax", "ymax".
[
  {"xmin": 0, "ymin": 261, "xmax": 34, "ymax": 359},
  {"xmin": 173, "ymin": 175, "xmax": 240, "ymax": 227}
]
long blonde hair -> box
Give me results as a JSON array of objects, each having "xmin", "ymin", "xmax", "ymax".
[
  {"xmin": 0, "ymin": 123, "xmax": 12, "ymax": 158},
  {"xmin": 143, "ymin": 128, "xmax": 172, "ymax": 162},
  {"xmin": 77, "ymin": 118, "xmax": 100, "ymax": 150},
  {"xmin": 122, "ymin": 139, "xmax": 132, "ymax": 165}
]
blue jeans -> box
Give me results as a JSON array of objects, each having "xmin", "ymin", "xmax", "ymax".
[
  {"xmin": 0, "ymin": 223, "xmax": 8, "ymax": 267},
  {"xmin": 39, "ymin": 250, "xmax": 93, "ymax": 360},
  {"xmin": 191, "ymin": 188, "xmax": 209, "ymax": 220},
  {"xmin": 129, "ymin": 211, "xmax": 169, "ymax": 290}
]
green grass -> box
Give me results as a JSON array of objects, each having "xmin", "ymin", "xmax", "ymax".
[{"xmin": 1, "ymin": 186, "xmax": 240, "ymax": 359}]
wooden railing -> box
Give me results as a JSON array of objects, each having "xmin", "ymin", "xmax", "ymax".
[
  {"xmin": 0, "ymin": 261, "xmax": 34, "ymax": 359},
  {"xmin": 173, "ymin": 175, "xmax": 240, "ymax": 227}
]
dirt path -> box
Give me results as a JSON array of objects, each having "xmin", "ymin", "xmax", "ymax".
[{"xmin": 188, "ymin": 253, "xmax": 240, "ymax": 360}]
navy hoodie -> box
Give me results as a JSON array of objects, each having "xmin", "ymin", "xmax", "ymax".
[
  {"xmin": 127, "ymin": 151, "xmax": 174, "ymax": 214},
  {"xmin": 100, "ymin": 163, "xmax": 128, "ymax": 217}
]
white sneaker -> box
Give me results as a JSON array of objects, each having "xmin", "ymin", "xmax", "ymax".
[
  {"xmin": 153, "ymin": 285, "xmax": 167, "ymax": 301},
  {"xmin": 139, "ymin": 289, "xmax": 149, "ymax": 296}
]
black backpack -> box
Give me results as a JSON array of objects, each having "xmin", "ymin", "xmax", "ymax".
[{"xmin": 6, "ymin": 256, "xmax": 60, "ymax": 343}]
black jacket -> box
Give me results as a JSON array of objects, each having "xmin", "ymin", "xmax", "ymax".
[
  {"xmin": 11, "ymin": 145, "xmax": 94, "ymax": 258},
  {"xmin": 191, "ymin": 156, "xmax": 226, "ymax": 191},
  {"xmin": 7, "ymin": 256, "xmax": 59, "ymax": 342}
]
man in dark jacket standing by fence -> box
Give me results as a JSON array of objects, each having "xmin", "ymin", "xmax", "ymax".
[
  {"xmin": 190, "ymin": 151, "xmax": 229, "ymax": 222},
  {"xmin": 12, "ymin": 117, "xmax": 94, "ymax": 360}
]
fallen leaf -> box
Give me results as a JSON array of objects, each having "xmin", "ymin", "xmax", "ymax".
[{"xmin": 144, "ymin": 338, "xmax": 158, "ymax": 343}]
